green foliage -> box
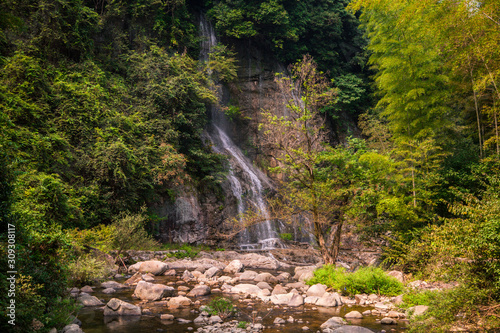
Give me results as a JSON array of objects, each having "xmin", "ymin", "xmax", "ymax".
[
  {"xmin": 401, "ymin": 289, "xmax": 440, "ymax": 309},
  {"xmin": 208, "ymin": 0, "xmax": 367, "ymax": 77},
  {"xmin": 407, "ymin": 285, "xmax": 499, "ymax": 332},
  {"xmin": 165, "ymin": 243, "xmax": 204, "ymax": 259},
  {"xmin": 206, "ymin": 297, "xmax": 237, "ymax": 320},
  {"xmin": 307, "ymin": 265, "xmax": 403, "ymax": 296},
  {"xmin": 67, "ymin": 253, "xmax": 114, "ymax": 286},
  {"xmin": 279, "ymin": 233, "xmax": 292, "ymax": 241},
  {"xmin": 237, "ymin": 321, "xmax": 249, "ymax": 329},
  {"xmin": 111, "ymin": 210, "xmax": 159, "ymax": 255}
]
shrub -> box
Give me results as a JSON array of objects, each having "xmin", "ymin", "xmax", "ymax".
[
  {"xmin": 67, "ymin": 253, "xmax": 114, "ymax": 286},
  {"xmin": 206, "ymin": 297, "xmax": 237, "ymax": 320},
  {"xmin": 279, "ymin": 233, "xmax": 293, "ymax": 241},
  {"xmin": 237, "ymin": 321, "xmax": 249, "ymax": 328},
  {"xmin": 400, "ymin": 289, "xmax": 440, "ymax": 309},
  {"xmin": 111, "ymin": 210, "xmax": 159, "ymax": 256},
  {"xmin": 307, "ymin": 265, "xmax": 403, "ymax": 296}
]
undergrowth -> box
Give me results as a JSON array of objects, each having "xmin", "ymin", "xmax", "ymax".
[{"xmin": 307, "ymin": 265, "xmax": 403, "ymax": 296}]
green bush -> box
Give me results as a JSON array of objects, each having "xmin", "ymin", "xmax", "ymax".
[
  {"xmin": 279, "ymin": 233, "xmax": 293, "ymax": 241},
  {"xmin": 407, "ymin": 285, "xmax": 500, "ymax": 332},
  {"xmin": 237, "ymin": 321, "xmax": 249, "ymax": 328},
  {"xmin": 206, "ymin": 297, "xmax": 237, "ymax": 320},
  {"xmin": 67, "ymin": 253, "xmax": 114, "ymax": 286},
  {"xmin": 400, "ymin": 289, "xmax": 440, "ymax": 309},
  {"xmin": 307, "ymin": 265, "xmax": 403, "ymax": 296}
]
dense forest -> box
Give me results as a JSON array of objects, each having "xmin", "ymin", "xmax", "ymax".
[{"xmin": 0, "ymin": 0, "xmax": 499, "ymax": 332}]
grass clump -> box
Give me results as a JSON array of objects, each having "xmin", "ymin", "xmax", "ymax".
[{"xmin": 307, "ymin": 265, "xmax": 403, "ymax": 296}]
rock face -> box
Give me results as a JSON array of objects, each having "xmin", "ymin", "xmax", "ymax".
[
  {"xmin": 133, "ymin": 281, "xmax": 175, "ymax": 301},
  {"xmin": 128, "ymin": 260, "xmax": 169, "ymax": 275},
  {"xmin": 104, "ymin": 298, "xmax": 141, "ymax": 316}
]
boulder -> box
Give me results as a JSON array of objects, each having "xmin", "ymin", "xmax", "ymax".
[
  {"xmin": 306, "ymin": 284, "xmax": 327, "ymax": 297},
  {"xmin": 168, "ymin": 296, "xmax": 192, "ymax": 308},
  {"xmin": 187, "ymin": 285, "xmax": 211, "ymax": 297},
  {"xmin": 274, "ymin": 317, "xmax": 286, "ymax": 324},
  {"xmin": 124, "ymin": 272, "xmax": 142, "ymax": 286},
  {"xmin": 80, "ymin": 286, "xmax": 93, "ymax": 293},
  {"xmin": 128, "ymin": 260, "xmax": 169, "ymax": 275},
  {"xmin": 61, "ymin": 324, "xmax": 84, "ymax": 333},
  {"xmin": 77, "ymin": 294, "xmax": 104, "ymax": 307},
  {"xmin": 160, "ymin": 314, "xmax": 175, "ymax": 320},
  {"xmin": 270, "ymin": 293, "xmax": 294, "ymax": 305},
  {"xmin": 204, "ymin": 267, "xmax": 220, "ymax": 278},
  {"xmin": 240, "ymin": 253, "xmax": 282, "ymax": 270},
  {"xmin": 294, "ymin": 266, "xmax": 316, "ymax": 282},
  {"xmin": 320, "ymin": 317, "xmax": 346, "ymax": 330},
  {"xmin": 271, "ymin": 285, "xmax": 288, "ymax": 295},
  {"xmin": 329, "ymin": 327, "xmax": 374, "ymax": 333},
  {"xmin": 104, "ymin": 298, "xmax": 141, "ymax": 316},
  {"xmin": 304, "ymin": 296, "xmax": 319, "ymax": 304},
  {"xmin": 345, "ymin": 311, "xmax": 363, "ymax": 319},
  {"xmin": 224, "ymin": 260, "xmax": 244, "ymax": 274},
  {"xmin": 101, "ymin": 281, "xmax": 126, "ymax": 289},
  {"xmin": 387, "ymin": 270, "xmax": 405, "ymax": 283},
  {"xmin": 256, "ymin": 282, "xmax": 272, "ymax": 290},
  {"xmin": 208, "ymin": 315, "xmax": 222, "ymax": 324},
  {"xmin": 316, "ymin": 292, "xmax": 342, "ymax": 307},
  {"xmin": 380, "ymin": 317, "xmax": 397, "ymax": 325},
  {"xmin": 133, "ymin": 281, "xmax": 175, "ymax": 301},
  {"xmin": 164, "ymin": 269, "xmax": 177, "ymax": 276},
  {"xmin": 230, "ymin": 284, "xmax": 262, "ymax": 295},
  {"xmin": 239, "ymin": 270, "xmax": 258, "ymax": 281},
  {"xmin": 102, "ymin": 288, "xmax": 116, "ymax": 294},
  {"xmin": 254, "ymin": 272, "xmax": 277, "ymax": 283},
  {"xmin": 286, "ymin": 282, "xmax": 308, "ymax": 292},
  {"xmin": 288, "ymin": 294, "xmax": 304, "ymax": 307},
  {"xmin": 182, "ymin": 270, "xmax": 195, "ymax": 281}
]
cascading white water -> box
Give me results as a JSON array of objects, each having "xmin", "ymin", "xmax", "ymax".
[{"xmin": 199, "ymin": 14, "xmax": 282, "ymax": 250}]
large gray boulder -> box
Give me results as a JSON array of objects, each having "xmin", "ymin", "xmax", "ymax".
[
  {"xmin": 61, "ymin": 324, "xmax": 84, "ymax": 333},
  {"xmin": 77, "ymin": 294, "xmax": 104, "ymax": 307},
  {"xmin": 239, "ymin": 270, "xmax": 258, "ymax": 281},
  {"xmin": 320, "ymin": 317, "xmax": 346, "ymax": 330},
  {"xmin": 133, "ymin": 281, "xmax": 175, "ymax": 301},
  {"xmin": 328, "ymin": 327, "xmax": 374, "ymax": 333},
  {"xmin": 306, "ymin": 284, "xmax": 327, "ymax": 297},
  {"xmin": 128, "ymin": 260, "xmax": 169, "ymax": 275},
  {"xmin": 101, "ymin": 281, "xmax": 126, "ymax": 289},
  {"xmin": 187, "ymin": 285, "xmax": 211, "ymax": 297},
  {"xmin": 204, "ymin": 266, "xmax": 221, "ymax": 278},
  {"xmin": 104, "ymin": 298, "xmax": 141, "ymax": 316},
  {"xmin": 254, "ymin": 272, "xmax": 277, "ymax": 283},
  {"xmin": 168, "ymin": 296, "xmax": 192, "ymax": 308},
  {"xmin": 224, "ymin": 260, "xmax": 244, "ymax": 274},
  {"xmin": 230, "ymin": 284, "xmax": 262, "ymax": 295},
  {"xmin": 316, "ymin": 292, "xmax": 343, "ymax": 307}
]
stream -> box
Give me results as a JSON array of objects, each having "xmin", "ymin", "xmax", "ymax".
[{"xmin": 77, "ymin": 269, "xmax": 408, "ymax": 333}]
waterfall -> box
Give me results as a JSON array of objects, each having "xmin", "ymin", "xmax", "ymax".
[{"xmin": 199, "ymin": 14, "xmax": 282, "ymax": 250}]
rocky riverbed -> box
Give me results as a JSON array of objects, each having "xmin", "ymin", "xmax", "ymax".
[{"xmin": 61, "ymin": 250, "xmax": 431, "ymax": 333}]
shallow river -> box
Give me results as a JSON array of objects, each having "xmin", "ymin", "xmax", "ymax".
[{"xmin": 78, "ymin": 273, "xmax": 408, "ymax": 333}]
